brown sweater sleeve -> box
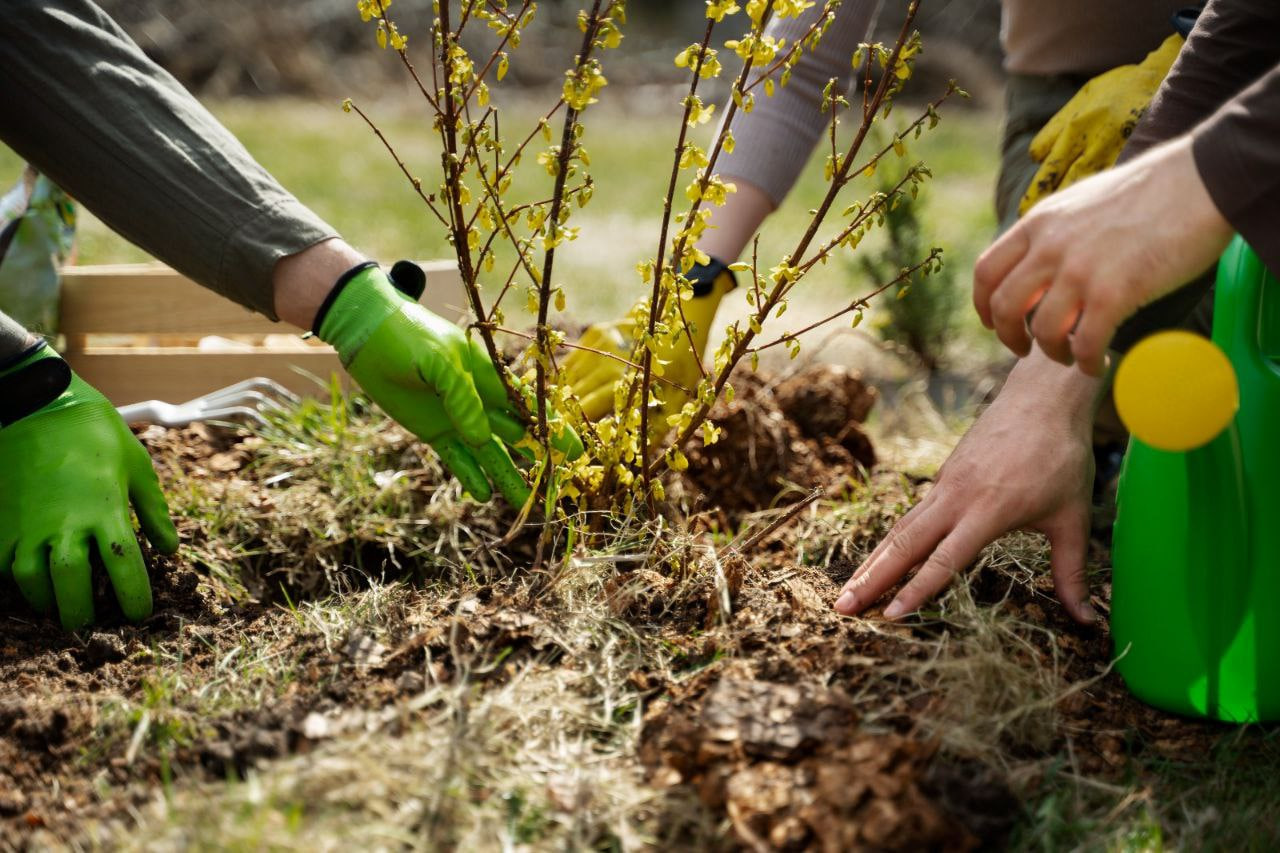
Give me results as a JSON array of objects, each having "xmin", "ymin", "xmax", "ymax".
[{"xmin": 1120, "ymin": 0, "xmax": 1280, "ymax": 271}]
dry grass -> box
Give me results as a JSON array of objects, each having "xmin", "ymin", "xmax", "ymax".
[{"xmin": 11, "ymin": 391, "xmax": 1275, "ymax": 850}]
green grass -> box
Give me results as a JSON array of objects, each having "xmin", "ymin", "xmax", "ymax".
[{"xmin": 0, "ymin": 92, "xmax": 1000, "ymax": 332}]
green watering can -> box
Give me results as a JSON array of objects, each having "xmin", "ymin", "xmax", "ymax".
[{"xmin": 1111, "ymin": 236, "xmax": 1280, "ymax": 722}]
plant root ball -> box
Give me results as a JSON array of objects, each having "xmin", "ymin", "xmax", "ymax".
[{"xmin": 678, "ymin": 367, "xmax": 877, "ymax": 518}]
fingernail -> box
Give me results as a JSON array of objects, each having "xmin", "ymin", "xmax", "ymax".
[
  {"xmin": 1078, "ymin": 602, "xmax": 1097, "ymax": 624},
  {"xmin": 835, "ymin": 591, "xmax": 854, "ymax": 613},
  {"xmin": 883, "ymin": 600, "xmax": 906, "ymax": 620}
]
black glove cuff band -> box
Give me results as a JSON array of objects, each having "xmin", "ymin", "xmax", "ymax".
[
  {"xmin": 0, "ymin": 352, "xmax": 71, "ymax": 427},
  {"xmin": 0, "ymin": 340, "xmax": 48, "ymax": 373},
  {"xmin": 689, "ymin": 256, "xmax": 737, "ymax": 297},
  {"xmin": 310, "ymin": 261, "xmax": 380, "ymax": 336},
  {"xmin": 1172, "ymin": 6, "xmax": 1202, "ymax": 37}
]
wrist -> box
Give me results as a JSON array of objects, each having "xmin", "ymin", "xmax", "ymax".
[
  {"xmin": 0, "ymin": 341, "xmax": 73, "ymax": 427},
  {"xmin": 314, "ymin": 264, "xmax": 404, "ymax": 365},
  {"xmin": 273, "ymin": 238, "xmax": 369, "ymax": 330},
  {"xmin": 1005, "ymin": 345, "xmax": 1104, "ymax": 430}
]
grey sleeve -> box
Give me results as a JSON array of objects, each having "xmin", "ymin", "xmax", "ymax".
[
  {"xmin": 716, "ymin": 0, "xmax": 879, "ymax": 206},
  {"xmin": 0, "ymin": 0, "xmax": 339, "ymax": 319},
  {"xmin": 0, "ymin": 311, "xmax": 34, "ymax": 365}
]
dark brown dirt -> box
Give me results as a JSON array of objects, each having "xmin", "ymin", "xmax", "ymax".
[
  {"xmin": 1, "ymin": 372, "xmax": 1272, "ymax": 849},
  {"xmin": 679, "ymin": 365, "xmax": 877, "ymax": 519}
]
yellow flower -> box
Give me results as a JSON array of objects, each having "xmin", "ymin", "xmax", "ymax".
[{"xmin": 706, "ymin": 0, "xmax": 740, "ymax": 21}]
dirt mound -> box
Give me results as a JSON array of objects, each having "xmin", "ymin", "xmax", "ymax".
[
  {"xmin": 640, "ymin": 667, "xmax": 978, "ymax": 850},
  {"xmin": 680, "ymin": 364, "xmax": 878, "ymax": 517}
]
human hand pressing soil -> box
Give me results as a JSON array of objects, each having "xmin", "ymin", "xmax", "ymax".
[
  {"xmin": 835, "ymin": 347, "xmax": 1100, "ymax": 624},
  {"xmin": 975, "ymin": 137, "xmax": 1233, "ymax": 376}
]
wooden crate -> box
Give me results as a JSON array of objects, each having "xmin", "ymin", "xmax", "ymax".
[{"xmin": 59, "ymin": 261, "xmax": 467, "ymax": 406}]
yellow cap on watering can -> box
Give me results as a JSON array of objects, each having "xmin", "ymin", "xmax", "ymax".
[{"xmin": 1113, "ymin": 330, "xmax": 1240, "ymax": 451}]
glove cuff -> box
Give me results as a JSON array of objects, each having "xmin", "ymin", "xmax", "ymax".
[
  {"xmin": 0, "ymin": 342, "xmax": 73, "ymax": 427},
  {"xmin": 315, "ymin": 263, "xmax": 412, "ymax": 367},
  {"xmin": 689, "ymin": 256, "xmax": 737, "ymax": 298}
]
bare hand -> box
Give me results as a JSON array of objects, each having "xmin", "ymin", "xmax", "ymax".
[
  {"xmin": 834, "ymin": 350, "xmax": 1100, "ymax": 623},
  {"xmin": 974, "ymin": 137, "xmax": 1233, "ymax": 376}
]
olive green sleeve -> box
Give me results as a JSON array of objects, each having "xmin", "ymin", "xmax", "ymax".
[
  {"xmin": 0, "ymin": 311, "xmax": 35, "ymax": 366},
  {"xmin": 0, "ymin": 0, "xmax": 338, "ymax": 319}
]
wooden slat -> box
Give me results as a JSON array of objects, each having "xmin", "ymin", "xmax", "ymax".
[
  {"xmin": 65, "ymin": 350, "xmax": 350, "ymax": 406},
  {"xmin": 58, "ymin": 260, "xmax": 467, "ymax": 335}
]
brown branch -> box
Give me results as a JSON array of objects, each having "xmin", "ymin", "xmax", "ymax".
[
  {"xmin": 637, "ymin": 15, "xmax": 717, "ymax": 504},
  {"xmin": 748, "ymin": 249, "xmax": 942, "ymax": 354},
  {"xmin": 491, "ymin": 327, "xmax": 692, "ymax": 393},
  {"xmin": 345, "ymin": 100, "xmax": 449, "ymax": 229},
  {"xmin": 436, "ymin": 0, "xmax": 530, "ymax": 421},
  {"xmin": 534, "ymin": 0, "xmax": 606, "ymax": 459},
  {"xmin": 649, "ymin": 1, "xmax": 925, "ymax": 477}
]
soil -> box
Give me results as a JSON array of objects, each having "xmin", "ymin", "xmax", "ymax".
[
  {"xmin": 678, "ymin": 365, "xmax": 877, "ymax": 519},
  {"xmin": 0, "ymin": 364, "xmax": 1270, "ymax": 849}
]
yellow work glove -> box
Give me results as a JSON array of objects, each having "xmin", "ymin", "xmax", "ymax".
[
  {"xmin": 1019, "ymin": 33, "xmax": 1183, "ymax": 216},
  {"xmin": 562, "ymin": 259, "xmax": 736, "ymax": 422}
]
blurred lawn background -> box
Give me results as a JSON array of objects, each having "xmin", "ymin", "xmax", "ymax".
[
  {"xmin": 0, "ymin": 0, "xmax": 1009, "ymax": 380},
  {"xmin": 0, "ymin": 91, "xmax": 1003, "ymax": 363}
]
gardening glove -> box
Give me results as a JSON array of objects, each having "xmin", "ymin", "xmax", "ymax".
[
  {"xmin": 563, "ymin": 258, "xmax": 736, "ymax": 422},
  {"xmin": 0, "ymin": 343, "xmax": 179, "ymax": 630},
  {"xmin": 1019, "ymin": 33, "xmax": 1184, "ymax": 216},
  {"xmin": 315, "ymin": 262, "xmax": 582, "ymax": 507}
]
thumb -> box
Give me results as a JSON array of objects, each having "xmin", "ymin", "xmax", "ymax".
[
  {"xmin": 1028, "ymin": 98, "xmax": 1073, "ymax": 163},
  {"xmin": 129, "ymin": 450, "xmax": 179, "ymax": 554},
  {"xmin": 1045, "ymin": 514, "xmax": 1095, "ymax": 624},
  {"xmin": 418, "ymin": 349, "xmax": 491, "ymax": 447}
]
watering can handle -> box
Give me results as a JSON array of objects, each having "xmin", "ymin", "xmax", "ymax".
[{"xmin": 1213, "ymin": 236, "xmax": 1272, "ymax": 371}]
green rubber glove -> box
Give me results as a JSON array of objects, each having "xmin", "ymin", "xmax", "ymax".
[
  {"xmin": 0, "ymin": 344, "xmax": 179, "ymax": 630},
  {"xmin": 316, "ymin": 263, "xmax": 582, "ymax": 506}
]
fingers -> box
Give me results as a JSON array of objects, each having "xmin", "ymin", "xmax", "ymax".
[
  {"xmin": 1021, "ymin": 126, "xmax": 1084, "ymax": 215},
  {"xmin": 49, "ymin": 534, "xmax": 93, "ymax": 631},
  {"xmin": 562, "ymin": 326, "xmax": 627, "ymax": 386},
  {"xmin": 577, "ymin": 384, "xmax": 617, "ymax": 422},
  {"xmin": 1026, "ymin": 97, "xmax": 1074, "ymax": 162},
  {"xmin": 466, "ymin": 339, "xmax": 519, "ymax": 413},
  {"xmin": 489, "ymin": 409, "xmax": 528, "ymax": 448},
  {"xmin": 11, "ymin": 541, "xmax": 54, "ymax": 615},
  {"xmin": 1027, "ymin": 275, "xmax": 1083, "ymax": 366},
  {"xmin": 835, "ymin": 497, "xmax": 950, "ymax": 615},
  {"xmin": 987, "ymin": 254, "xmax": 1052, "ymax": 357},
  {"xmin": 418, "ymin": 353, "xmax": 491, "ymax": 447},
  {"xmin": 1069, "ymin": 303, "xmax": 1117, "ymax": 377},
  {"xmin": 881, "ymin": 518, "xmax": 993, "ymax": 619},
  {"xmin": 973, "ymin": 226, "xmax": 1030, "ymax": 329},
  {"xmin": 96, "ymin": 523, "xmax": 154, "ymax": 622},
  {"xmin": 569, "ymin": 362, "xmax": 622, "ymax": 404},
  {"xmin": 552, "ymin": 420, "xmax": 585, "ymax": 461},
  {"xmin": 129, "ymin": 451, "xmax": 178, "ymax": 554},
  {"xmin": 432, "ymin": 434, "xmax": 493, "ymax": 502},
  {"xmin": 474, "ymin": 438, "xmax": 532, "ymax": 508},
  {"xmin": 1046, "ymin": 515, "xmax": 1096, "ymax": 624}
]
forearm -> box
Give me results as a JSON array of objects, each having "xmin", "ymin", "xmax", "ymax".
[
  {"xmin": 999, "ymin": 344, "xmax": 1106, "ymax": 433},
  {"xmin": 0, "ymin": 0, "xmax": 338, "ymax": 319},
  {"xmin": 696, "ymin": 178, "xmax": 774, "ymax": 262},
  {"xmin": 273, "ymin": 238, "xmax": 368, "ymax": 330},
  {"xmin": 1189, "ymin": 63, "xmax": 1280, "ymax": 272},
  {"xmin": 716, "ymin": 0, "xmax": 878, "ymax": 206}
]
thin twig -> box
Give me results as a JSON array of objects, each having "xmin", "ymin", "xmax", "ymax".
[{"xmin": 345, "ymin": 100, "xmax": 449, "ymax": 229}]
